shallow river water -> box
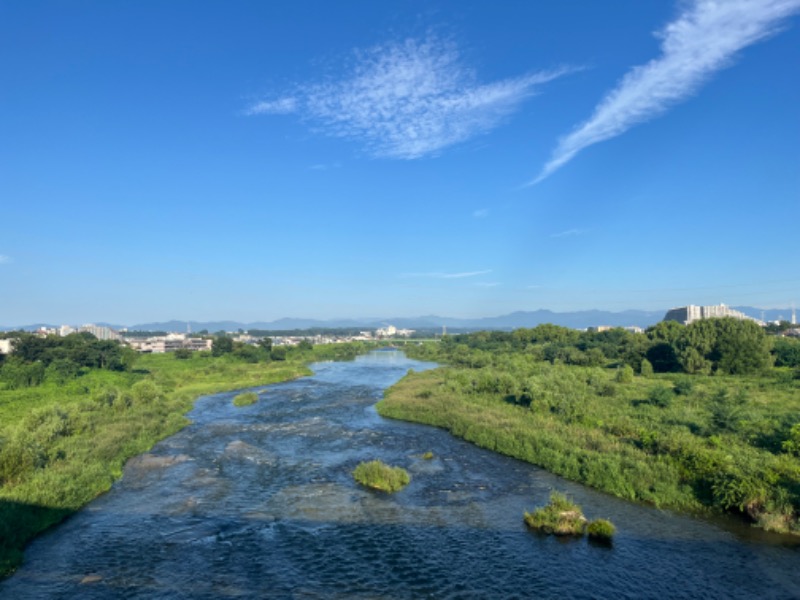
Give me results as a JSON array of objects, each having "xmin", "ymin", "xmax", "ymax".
[{"xmin": 2, "ymin": 350, "xmax": 799, "ymax": 599}]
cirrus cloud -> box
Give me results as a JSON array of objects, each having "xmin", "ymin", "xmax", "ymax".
[
  {"xmin": 531, "ymin": 0, "xmax": 800, "ymax": 184},
  {"xmin": 247, "ymin": 36, "xmax": 574, "ymax": 159}
]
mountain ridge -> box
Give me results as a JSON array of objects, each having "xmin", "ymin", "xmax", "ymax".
[{"xmin": 2, "ymin": 306, "xmax": 793, "ymax": 333}]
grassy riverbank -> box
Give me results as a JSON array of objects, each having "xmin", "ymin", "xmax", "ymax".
[
  {"xmin": 378, "ymin": 347, "xmax": 800, "ymax": 535},
  {"xmin": 0, "ymin": 345, "xmax": 367, "ymax": 578}
]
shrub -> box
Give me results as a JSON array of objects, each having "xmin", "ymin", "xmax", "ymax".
[
  {"xmin": 523, "ymin": 491, "xmax": 587, "ymax": 536},
  {"xmin": 587, "ymin": 518, "xmax": 616, "ymax": 542},
  {"xmin": 646, "ymin": 385, "xmax": 673, "ymax": 408},
  {"xmin": 130, "ymin": 380, "xmax": 162, "ymax": 405},
  {"xmin": 640, "ymin": 358, "xmax": 654, "ymax": 378},
  {"xmin": 422, "ymin": 451, "xmax": 434, "ymax": 460},
  {"xmin": 615, "ymin": 365, "xmax": 634, "ymax": 384},
  {"xmin": 353, "ymin": 460, "xmax": 410, "ymax": 492},
  {"xmin": 673, "ymin": 377, "xmax": 694, "ymax": 396},
  {"xmin": 233, "ymin": 392, "xmax": 258, "ymax": 407}
]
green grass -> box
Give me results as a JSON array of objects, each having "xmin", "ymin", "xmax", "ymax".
[
  {"xmin": 0, "ymin": 351, "xmax": 318, "ymax": 579},
  {"xmin": 524, "ymin": 491, "xmax": 587, "ymax": 536},
  {"xmin": 233, "ymin": 391, "xmax": 259, "ymax": 407},
  {"xmin": 378, "ymin": 359, "xmax": 800, "ymax": 535},
  {"xmin": 587, "ymin": 518, "xmax": 616, "ymax": 542},
  {"xmin": 353, "ymin": 460, "xmax": 411, "ymax": 492}
]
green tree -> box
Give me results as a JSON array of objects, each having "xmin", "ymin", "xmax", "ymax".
[
  {"xmin": 773, "ymin": 337, "xmax": 800, "ymax": 368},
  {"xmin": 212, "ymin": 336, "xmax": 234, "ymax": 357},
  {"xmin": 258, "ymin": 337, "xmax": 273, "ymax": 353}
]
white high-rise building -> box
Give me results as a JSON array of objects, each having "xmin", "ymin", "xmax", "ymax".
[{"xmin": 663, "ymin": 304, "xmax": 764, "ymax": 326}]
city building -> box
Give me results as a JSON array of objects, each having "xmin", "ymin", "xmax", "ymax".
[
  {"xmin": 663, "ymin": 304, "xmax": 765, "ymax": 326},
  {"xmin": 0, "ymin": 339, "xmax": 14, "ymax": 355},
  {"xmin": 79, "ymin": 324, "xmax": 121, "ymax": 341}
]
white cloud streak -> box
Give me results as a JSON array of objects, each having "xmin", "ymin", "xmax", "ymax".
[
  {"xmin": 401, "ymin": 269, "xmax": 492, "ymax": 279},
  {"xmin": 550, "ymin": 228, "xmax": 585, "ymax": 238},
  {"xmin": 472, "ymin": 208, "xmax": 489, "ymax": 218},
  {"xmin": 248, "ymin": 36, "xmax": 574, "ymax": 159},
  {"xmin": 245, "ymin": 97, "xmax": 298, "ymax": 115},
  {"xmin": 532, "ymin": 0, "xmax": 800, "ymax": 184},
  {"xmin": 0, "ymin": 255, "xmax": 11, "ymax": 264}
]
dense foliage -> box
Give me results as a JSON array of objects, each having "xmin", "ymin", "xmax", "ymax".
[
  {"xmin": 0, "ymin": 332, "xmax": 137, "ymax": 390},
  {"xmin": 382, "ymin": 324, "xmax": 800, "ymax": 535}
]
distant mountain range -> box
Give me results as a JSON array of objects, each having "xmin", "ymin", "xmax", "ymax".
[{"xmin": 2, "ymin": 306, "xmax": 795, "ymax": 333}]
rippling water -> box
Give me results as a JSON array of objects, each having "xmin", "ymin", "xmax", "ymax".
[{"xmin": 3, "ymin": 350, "xmax": 799, "ymax": 599}]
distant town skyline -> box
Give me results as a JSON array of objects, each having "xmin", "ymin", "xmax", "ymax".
[{"xmin": 2, "ymin": 1, "xmax": 798, "ymax": 326}]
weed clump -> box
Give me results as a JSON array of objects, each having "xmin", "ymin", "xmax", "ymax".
[
  {"xmin": 587, "ymin": 518, "xmax": 616, "ymax": 542},
  {"xmin": 233, "ymin": 392, "xmax": 258, "ymax": 407},
  {"xmin": 524, "ymin": 491, "xmax": 616, "ymax": 542},
  {"xmin": 524, "ymin": 491, "xmax": 587, "ymax": 536},
  {"xmin": 353, "ymin": 460, "xmax": 410, "ymax": 492}
]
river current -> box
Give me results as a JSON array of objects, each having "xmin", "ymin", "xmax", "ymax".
[{"xmin": 2, "ymin": 350, "xmax": 799, "ymax": 599}]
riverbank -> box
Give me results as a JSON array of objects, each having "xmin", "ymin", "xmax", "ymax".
[
  {"xmin": 377, "ymin": 361, "xmax": 800, "ymax": 536},
  {"xmin": 0, "ymin": 347, "xmax": 363, "ymax": 578}
]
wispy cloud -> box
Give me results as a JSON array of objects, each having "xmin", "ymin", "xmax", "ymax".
[
  {"xmin": 531, "ymin": 0, "xmax": 800, "ymax": 184},
  {"xmin": 550, "ymin": 228, "xmax": 586, "ymax": 238},
  {"xmin": 245, "ymin": 97, "xmax": 298, "ymax": 115},
  {"xmin": 472, "ymin": 208, "xmax": 489, "ymax": 218},
  {"xmin": 308, "ymin": 161, "xmax": 342, "ymax": 171},
  {"xmin": 401, "ymin": 269, "xmax": 492, "ymax": 279},
  {"xmin": 0, "ymin": 255, "xmax": 11, "ymax": 264},
  {"xmin": 247, "ymin": 36, "xmax": 574, "ymax": 159},
  {"xmin": 474, "ymin": 281, "xmax": 501, "ymax": 287}
]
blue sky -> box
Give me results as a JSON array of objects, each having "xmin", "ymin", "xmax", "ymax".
[{"xmin": 1, "ymin": 0, "xmax": 799, "ymax": 326}]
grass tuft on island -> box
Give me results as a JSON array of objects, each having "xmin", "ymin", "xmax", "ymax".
[
  {"xmin": 524, "ymin": 491, "xmax": 616, "ymax": 542},
  {"xmin": 353, "ymin": 460, "xmax": 410, "ymax": 493},
  {"xmin": 524, "ymin": 491, "xmax": 587, "ymax": 536},
  {"xmin": 586, "ymin": 518, "xmax": 616, "ymax": 543},
  {"xmin": 233, "ymin": 391, "xmax": 258, "ymax": 407}
]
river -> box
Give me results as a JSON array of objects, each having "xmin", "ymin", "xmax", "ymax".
[{"xmin": 2, "ymin": 350, "xmax": 799, "ymax": 599}]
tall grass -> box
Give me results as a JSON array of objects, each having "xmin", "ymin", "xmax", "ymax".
[
  {"xmin": 378, "ymin": 356, "xmax": 800, "ymax": 535},
  {"xmin": 0, "ymin": 350, "xmax": 326, "ymax": 578}
]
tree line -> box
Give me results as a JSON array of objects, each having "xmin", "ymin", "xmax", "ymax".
[{"xmin": 428, "ymin": 317, "xmax": 797, "ymax": 376}]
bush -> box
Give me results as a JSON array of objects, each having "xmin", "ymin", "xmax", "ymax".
[
  {"xmin": 615, "ymin": 365, "xmax": 634, "ymax": 384},
  {"xmin": 640, "ymin": 358, "xmax": 654, "ymax": 378},
  {"xmin": 587, "ymin": 518, "xmax": 616, "ymax": 542},
  {"xmin": 524, "ymin": 491, "xmax": 587, "ymax": 536},
  {"xmin": 646, "ymin": 385, "xmax": 673, "ymax": 408},
  {"xmin": 233, "ymin": 392, "xmax": 258, "ymax": 407},
  {"xmin": 673, "ymin": 377, "xmax": 694, "ymax": 396},
  {"xmin": 353, "ymin": 460, "xmax": 410, "ymax": 492}
]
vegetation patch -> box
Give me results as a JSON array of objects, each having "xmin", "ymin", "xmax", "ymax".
[
  {"xmin": 524, "ymin": 491, "xmax": 616, "ymax": 542},
  {"xmin": 586, "ymin": 518, "xmax": 616, "ymax": 543},
  {"xmin": 524, "ymin": 492, "xmax": 588, "ymax": 536},
  {"xmin": 353, "ymin": 460, "xmax": 410, "ymax": 492},
  {"xmin": 380, "ymin": 324, "xmax": 800, "ymax": 536},
  {"xmin": 422, "ymin": 451, "xmax": 434, "ymax": 460},
  {"xmin": 233, "ymin": 392, "xmax": 259, "ymax": 407},
  {"xmin": 0, "ymin": 336, "xmax": 376, "ymax": 580}
]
